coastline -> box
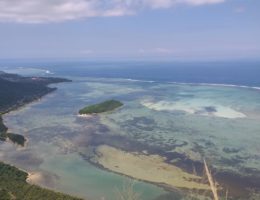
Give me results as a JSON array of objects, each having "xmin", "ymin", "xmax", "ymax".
[
  {"xmin": 0, "ymin": 89, "xmax": 56, "ymax": 146},
  {"xmin": 0, "ymin": 161, "xmax": 83, "ymax": 200},
  {"xmin": 0, "ymin": 73, "xmax": 83, "ymax": 200},
  {"xmin": 27, "ymin": 171, "xmax": 42, "ymax": 184},
  {"xmin": 0, "ymin": 72, "xmax": 72, "ymax": 145},
  {"xmin": 0, "ymin": 87, "xmax": 56, "ymax": 115}
]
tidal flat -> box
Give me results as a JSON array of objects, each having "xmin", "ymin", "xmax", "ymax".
[
  {"xmin": 1, "ymin": 76, "xmax": 260, "ymax": 199},
  {"xmin": 92, "ymin": 145, "xmax": 209, "ymax": 190}
]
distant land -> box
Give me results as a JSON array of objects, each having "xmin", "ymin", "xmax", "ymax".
[{"xmin": 79, "ymin": 99, "xmax": 123, "ymax": 115}]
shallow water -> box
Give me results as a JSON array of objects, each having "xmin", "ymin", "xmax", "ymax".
[
  {"xmin": 1, "ymin": 75, "xmax": 260, "ymax": 199},
  {"xmin": 1, "ymin": 80, "xmax": 167, "ymax": 200}
]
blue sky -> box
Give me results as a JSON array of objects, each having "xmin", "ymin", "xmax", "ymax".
[{"xmin": 0, "ymin": 0, "xmax": 259, "ymax": 60}]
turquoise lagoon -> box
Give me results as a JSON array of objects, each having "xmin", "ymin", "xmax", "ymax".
[{"xmin": 1, "ymin": 75, "xmax": 260, "ymax": 199}]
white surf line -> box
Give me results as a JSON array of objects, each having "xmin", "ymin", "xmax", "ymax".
[{"xmin": 168, "ymin": 81, "xmax": 260, "ymax": 91}]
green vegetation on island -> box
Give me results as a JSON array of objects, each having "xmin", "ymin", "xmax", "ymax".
[
  {"xmin": 79, "ymin": 100, "xmax": 123, "ymax": 114},
  {"xmin": 0, "ymin": 162, "xmax": 82, "ymax": 200}
]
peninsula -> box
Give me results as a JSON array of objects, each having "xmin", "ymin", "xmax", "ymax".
[
  {"xmin": 0, "ymin": 71, "xmax": 71, "ymax": 146},
  {"xmin": 79, "ymin": 100, "xmax": 123, "ymax": 115}
]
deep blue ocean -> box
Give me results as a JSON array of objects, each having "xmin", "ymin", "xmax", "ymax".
[{"xmin": 1, "ymin": 60, "xmax": 260, "ymax": 87}]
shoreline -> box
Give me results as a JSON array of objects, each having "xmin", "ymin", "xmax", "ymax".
[
  {"xmin": 0, "ymin": 74, "xmax": 83, "ymax": 199},
  {"xmin": 0, "ymin": 161, "xmax": 83, "ymax": 200},
  {"xmin": 0, "ymin": 88, "xmax": 56, "ymax": 115},
  {"xmin": 0, "ymin": 89, "xmax": 57, "ymax": 146},
  {"xmin": 0, "ymin": 73, "xmax": 72, "ymax": 146}
]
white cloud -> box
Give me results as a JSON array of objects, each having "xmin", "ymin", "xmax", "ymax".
[
  {"xmin": 0, "ymin": 0, "xmax": 226, "ymax": 23},
  {"xmin": 177, "ymin": 0, "xmax": 225, "ymax": 6},
  {"xmin": 80, "ymin": 49, "xmax": 94, "ymax": 55},
  {"xmin": 139, "ymin": 47, "xmax": 174, "ymax": 54},
  {"xmin": 234, "ymin": 6, "xmax": 246, "ymax": 13}
]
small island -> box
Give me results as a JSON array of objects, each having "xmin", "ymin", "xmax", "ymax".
[{"xmin": 79, "ymin": 100, "xmax": 123, "ymax": 115}]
